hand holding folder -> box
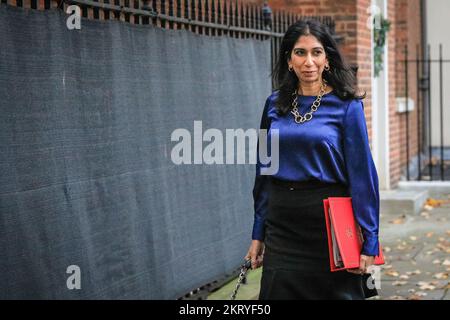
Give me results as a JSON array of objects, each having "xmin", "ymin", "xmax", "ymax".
[{"xmin": 323, "ymin": 197, "xmax": 385, "ymax": 272}]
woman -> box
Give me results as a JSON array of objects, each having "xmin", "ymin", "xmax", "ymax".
[{"xmin": 245, "ymin": 19, "xmax": 380, "ymax": 300}]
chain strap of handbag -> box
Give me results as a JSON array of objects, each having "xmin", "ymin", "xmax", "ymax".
[{"xmin": 230, "ymin": 259, "xmax": 252, "ymax": 300}]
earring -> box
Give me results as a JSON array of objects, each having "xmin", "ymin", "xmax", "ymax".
[
  {"xmin": 288, "ymin": 65, "xmax": 293, "ymax": 72},
  {"xmin": 324, "ymin": 64, "xmax": 330, "ymax": 71}
]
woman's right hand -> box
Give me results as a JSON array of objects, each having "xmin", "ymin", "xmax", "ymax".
[{"xmin": 244, "ymin": 240, "xmax": 265, "ymax": 270}]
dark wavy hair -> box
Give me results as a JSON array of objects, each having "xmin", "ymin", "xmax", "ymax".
[{"xmin": 272, "ymin": 19, "xmax": 365, "ymax": 115}]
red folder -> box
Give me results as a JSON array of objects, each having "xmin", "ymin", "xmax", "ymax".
[{"xmin": 323, "ymin": 197, "xmax": 385, "ymax": 272}]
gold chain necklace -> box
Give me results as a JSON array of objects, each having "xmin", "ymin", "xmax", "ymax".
[{"xmin": 290, "ymin": 82, "xmax": 327, "ymax": 124}]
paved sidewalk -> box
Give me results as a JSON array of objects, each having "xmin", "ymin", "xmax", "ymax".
[
  {"xmin": 208, "ymin": 193, "xmax": 450, "ymax": 300},
  {"xmin": 376, "ymin": 195, "xmax": 450, "ymax": 300}
]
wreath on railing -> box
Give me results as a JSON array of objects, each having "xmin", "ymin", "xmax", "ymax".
[{"xmin": 373, "ymin": 14, "xmax": 391, "ymax": 77}]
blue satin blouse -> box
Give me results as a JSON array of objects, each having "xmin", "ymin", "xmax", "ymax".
[{"xmin": 252, "ymin": 90, "xmax": 380, "ymax": 257}]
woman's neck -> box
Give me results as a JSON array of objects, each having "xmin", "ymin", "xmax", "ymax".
[{"xmin": 298, "ymin": 80, "xmax": 322, "ymax": 96}]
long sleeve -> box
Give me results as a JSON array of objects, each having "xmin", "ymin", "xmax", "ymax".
[
  {"xmin": 343, "ymin": 99, "xmax": 380, "ymax": 256},
  {"xmin": 251, "ymin": 96, "xmax": 271, "ymax": 241}
]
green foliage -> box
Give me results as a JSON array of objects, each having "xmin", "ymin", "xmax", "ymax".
[{"xmin": 373, "ymin": 14, "xmax": 391, "ymax": 77}]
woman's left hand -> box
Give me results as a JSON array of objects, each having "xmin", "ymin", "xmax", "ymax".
[{"xmin": 347, "ymin": 255, "xmax": 375, "ymax": 275}]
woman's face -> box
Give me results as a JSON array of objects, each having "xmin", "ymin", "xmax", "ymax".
[{"xmin": 288, "ymin": 35, "xmax": 328, "ymax": 84}]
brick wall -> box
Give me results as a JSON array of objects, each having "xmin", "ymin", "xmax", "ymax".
[
  {"xmin": 390, "ymin": 0, "xmax": 423, "ymax": 186},
  {"xmin": 388, "ymin": 0, "xmax": 401, "ymax": 187},
  {"xmin": 355, "ymin": 0, "xmax": 373, "ymax": 144}
]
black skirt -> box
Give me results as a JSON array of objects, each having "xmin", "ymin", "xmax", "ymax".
[{"xmin": 258, "ymin": 178, "xmax": 368, "ymax": 300}]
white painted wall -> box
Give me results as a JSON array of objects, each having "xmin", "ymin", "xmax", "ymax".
[{"xmin": 426, "ymin": 0, "xmax": 450, "ymax": 148}]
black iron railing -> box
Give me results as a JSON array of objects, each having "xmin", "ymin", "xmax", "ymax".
[
  {"xmin": 2, "ymin": 0, "xmax": 339, "ymax": 86},
  {"xmin": 403, "ymin": 44, "xmax": 449, "ymax": 181}
]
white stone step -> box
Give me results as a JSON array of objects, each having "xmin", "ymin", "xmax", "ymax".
[{"xmin": 380, "ymin": 189, "xmax": 429, "ymax": 216}]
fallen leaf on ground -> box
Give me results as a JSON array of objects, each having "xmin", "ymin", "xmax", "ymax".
[
  {"xmin": 385, "ymin": 270, "xmax": 400, "ymax": 277},
  {"xmin": 423, "ymin": 204, "xmax": 434, "ymax": 211},
  {"xmin": 436, "ymin": 243, "xmax": 450, "ymax": 252},
  {"xmin": 432, "ymin": 280, "xmax": 449, "ymax": 289},
  {"xmin": 426, "ymin": 198, "xmax": 448, "ymax": 208},
  {"xmin": 420, "ymin": 211, "xmax": 430, "ymax": 218},
  {"xmin": 384, "ymin": 247, "xmax": 391, "ymax": 253},
  {"xmin": 392, "ymin": 281, "xmax": 408, "ymax": 286},
  {"xmin": 417, "ymin": 281, "xmax": 436, "ymax": 290},
  {"xmin": 421, "ymin": 285, "xmax": 436, "ymax": 290},
  {"xmin": 399, "ymin": 275, "xmax": 410, "ymax": 280},
  {"xmin": 381, "ymin": 264, "xmax": 393, "ymax": 269},
  {"xmin": 390, "ymin": 217, "xmax": 405, "ymax": 224},
  {"xmin": 426, "ymin": 232, "xmax": 434, "ymax": 238},
  {"xmin": 406, "ymin": 270, "xmax": 422, "ymax": 276},
  {"xmin": 433, "ymin": 272, "xmax": 449, "ymax": 279},
  {"xmin": 425, "ymin": 198, "xmax": 446, "ymax": 208},
  {"xmin": 388, "ymin": 295, "xmax": 406, "ymax": 300},
  {"xmin": 442, "ymin": 259, "xmax": 450, "ymax": 266},
  {"xmin": 432, "ymin": 259, "xmax": 441, "ymax": 264}
]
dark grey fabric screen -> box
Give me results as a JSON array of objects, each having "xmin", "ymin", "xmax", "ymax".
[{"xmin": 0, "ymin": 5, "xmax": 271, "ymax": 299}]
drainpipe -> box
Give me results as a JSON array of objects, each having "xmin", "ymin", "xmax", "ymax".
[
  {"xmin": 421, "ymin": 0, "xmax": 427, "ymax": 60},
  {"xmin": 420, "ymin": 0, "xmax": 429, "ymax": 152}
]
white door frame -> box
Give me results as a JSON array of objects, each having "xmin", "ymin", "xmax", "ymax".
[{"xmin": 371, "ymin": 0, "xmax": 391, "ymax": 190}]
